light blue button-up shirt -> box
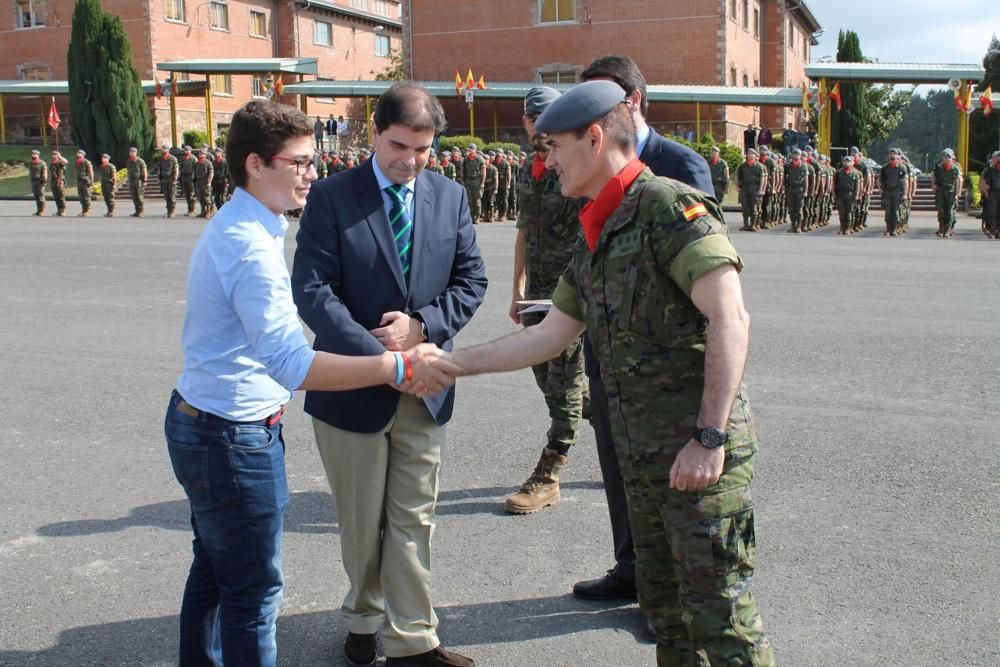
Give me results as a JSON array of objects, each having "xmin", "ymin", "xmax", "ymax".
[
  {"xmin": 371, "ymin": 155, "xmax": 416, "ymax": 220},
  {"xmin": 176, "ymin": 188, "xmax": 316, "ymax": 421},
  {"xmin": 635, "ymin": 122, "xmax": 651, "ymax": 159}
]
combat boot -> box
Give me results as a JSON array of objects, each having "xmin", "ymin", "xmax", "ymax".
[{"xmin": 504, "ymin": 448, "xmax": 567, "ymax": 514}]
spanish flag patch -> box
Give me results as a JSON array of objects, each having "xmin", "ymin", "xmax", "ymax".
[{"xmin": 681, "ymin": 202, "xmax": 709, "ymax": 222}]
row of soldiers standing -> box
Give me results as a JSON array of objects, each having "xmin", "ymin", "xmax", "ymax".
[
  {"xmin": 427, "ymin": 142, "xmax": 526, "ymax": 223},
  {"xmin": 28, "ymin": 148, "xmax": 115, "ymax": 218},
  {"xmin": 980, "ymin": 150, "xmax": 1000, "ymax": 239}
]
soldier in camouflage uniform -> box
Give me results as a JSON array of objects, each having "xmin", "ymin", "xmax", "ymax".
[
  {"xmin": 153, "ymin": 145, "xmax": 180, "ymax": 218},
  {"xmin": 835, "ymin": 155, "xmax": 862, "ymax": 235},
  {"xmin": 29, "ymin": 149, "xmax": 47, "ymax": 216},
  {"xmin": 878, "ymin": 148, "xmax": 906, "ymax": 236},
  {"xmin": 820, "ymin": 154, "xmax": 835, "ymax": 228},
  {"xmin": 49, "ymin": 151, "xmax": 69, "ymax": 217},
  {"xmin": 784, "ymin": 147, "xmax": 809, "ymax": 233},
  {"xmin": 461, "ymin": 142, "xmax": 486, "ymax": 222},
  {"xmin": 736, "ymin": 148, "xmax": 766, "ymax": 231},
  {"xmin": 179, "ymin": 145, "xmax": 197, "ymax": 217},
  {"xmin": 708, "ymin": 145, "xmax": 729, "ymax": 203},
  {"xmin": 193, "ymin": 149, "xmax": 214, "ymax": 218},
  {"xmin": 504, "ymin": 86, "xmax": 586, "ymax": 515},
  {"xmin": 758, "ymin": 150, "xmax": 775, "ymax": 228},
  {"xmin": 933, "ymin": 148, "xmax": 963, "ymax": 238},
  {"xmin": 211, "ymin": 148, "xmax": 229, "ymax": 211},
  {"xmin": 481, "ymin": 153, "xmax": 498, "ymax": 222},
  {"xmin": 440, "ymin": 152, "xmax": 456, "ymax": 181},
  {"xmin": 125, "ymin": 147, "xmax": 147, "ymax": 218},
  {"xmin": 75, "ymin": 150, "xmax": 94, "ymax": 217},
  {"xmin": 98, "ymin": 153, "xmax": 117, "ymax": 217},
  {"xmin": 981, "ymin": 151, "xmax": 1000, "ymax": 239},
  {"xmin": 452, "ymin": 81, "xmax": 773, "ymax": 667},
  {"xmin": 508, "ymin": 151, "xmax": 521, "ymax": 218},
  {"xmin": 495, "ymin": 152, "xmax": 510, "ymax": 221}
]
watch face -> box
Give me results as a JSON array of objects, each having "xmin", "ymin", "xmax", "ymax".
[{"xmin": 701, "ymin": 427, "xmax": 727, "ymax": 449}]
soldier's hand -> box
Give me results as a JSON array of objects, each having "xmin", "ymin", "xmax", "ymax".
[
  {"xmin": 669, "ymin": 439, "xmax": 725, "ymax": 492},
  {"xmin": 508, "ymin": 296, "xmax": 525, "ymax": 325}
]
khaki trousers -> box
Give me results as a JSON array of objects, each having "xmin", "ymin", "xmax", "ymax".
[{"xmin": 312, "ymin": 394, "xmax": 445, "ymax": 657}]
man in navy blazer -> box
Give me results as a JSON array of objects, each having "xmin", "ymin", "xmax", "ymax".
[{"xmin": 291, "ymin": 82, "xmax": 486, "ymax": 667}]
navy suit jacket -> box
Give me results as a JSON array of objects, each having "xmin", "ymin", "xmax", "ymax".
[
  {"xmin": 640, "ymin": 130, "xmax": 715, "ymax": 198},
  {"xmin": 291, "ymin": 160, "xmax": 487, "ymax": 433}
]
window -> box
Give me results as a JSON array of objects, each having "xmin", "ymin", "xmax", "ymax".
[
  {"xmin": 539, "ymin": 70, "xmax": 575, "ymax": 84},
  {"xmin": 21, "ymin": 66, "xmax": 50, "ymax": 80},
  {"xmin": 351, "ymin": 0, "xmax": 367, "ymax": 9},
  {"xmin": 742, "ymin": 73, "xmax": 749, "ymax": 87},
  {"xmin": 741, "ymin": 0, "xmax": 748, "ymax": 30},
  {"xmin": 15, "ymin": 0, "xmax": 47, "ymax": 28},
  {"xmin": 539, "ymin": 0, "xmax": 574, "ymax": 24},
  {"xmin": 314, "ymin": 20, "xmax": 332, "ymax": 46},
  {"xmin": 753, "ymin": 6, "xmax": 759, "ymax": 38},
  {"xmin": 730, "ymin": 0, "xmax": 736, "ymax": 20},
  {"xmin": 730, "ymin": 66, "xmax": 737, "ymax": 86},
  {"xmin": 373, "ymin": 0, "xmax": 392, "ymax": 16},
  {"xmin": 209, "ymin": 1, "xmax": 228, "ymax": 30},
  {"xmin": 251, "ymin": 76, "xmax": 267, "ymax": 99},
  {"xmin": 249, "ymin": 10, "xmax": 267, "ymax": 37},
  {"xmin": 788, "ymin": 19, "xmax": 794, "ymax": 49},
  {"xmin": 210, "ymin": 74, "xmax": 232, "ymax": 95},
  {"xmin": 375, "ymin": 33, "xmax": 390, "ymax": 57},
  {"xmin": 164, "ymin": 0, "xmax": 184, "ymax": 22},
  {"xmin": 753, "ymin": 77, "xmax": 759, "ymax": 87}
]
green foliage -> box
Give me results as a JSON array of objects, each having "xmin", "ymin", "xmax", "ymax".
[
  {"xmin": 833, "ymin": 30, "xmax": 868, "ymax": 149},
  {"xmin": 183, "ymin": 130, "xmax": 210, "ymax": 148},
  {"xmin": 970, "ymin": 36, "xmax": 1000, "ymax": 170},
  {"xmin": 967, "ymin": 173, "xmax": 982, "ymax": 208},
  {"xmin": 371, "ymin": 48, "xmax": 406, "ymax": 81},
  {"xmin": 482, "ymin": 142, "xmax": 521, "ymax": 155},
  {"xmin": 662, "ymin": 130, "xmax": 742, "ymax": 180},
  {"xmin": 91, "ymin": 168, "xmax": 127, "ymax": 196},
  {"xmin": 67, "ymin": 0, "xmax": 153, "ymax": 166},
  {"xmin": 437, "ymin": 135, "xmax": 486, "ymax": 153}
]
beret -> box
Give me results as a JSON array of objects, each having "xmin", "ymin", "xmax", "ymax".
[
  {"xmin": 183, "ymin": 145, "xmax": 192, "ymax": 151},
  {"xmin": 942, "ymin": 148, "xmax": 955, "ymax": 158},
  {"xmin": 850, "ymin": 146, "xmax": 860, "ymax": 154},
  {"xmin": 467, "ymin": 142, "xmax": 477, "ymax": 150},
  {"xmin": 534, "ymin": 80, "xmax": 628, "ymax": 135},
  {"xmin": 77, "ymin": 149, "xmax": 86, "ymax": 156},
  {"xmin": 523, "ymin": 86, "xmax": 561, "ymax": 115},
  {"xmin": 129, "ymin": 146, "xmax": 138, "ymax": 152},
  {"xmin": 746, "ymin": 148, "xmax": 758, "ymax": 156},
  {"xmin": 31, "ymin": 149, "xmax": 40, "ymax": 156},
  {"xmin": 101, "ymin": 153, "xmax": 110, "ymax": 159},
  {"xmin": 791, "ymin": 148, "xmax": 802, "ymax": 156},
  {"xmin": 710, "ymin": 146, "xmax": 720, "ymax": 153}
]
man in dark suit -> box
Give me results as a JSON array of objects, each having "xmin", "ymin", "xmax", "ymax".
[
  {"xmin": 569, "ymin": 55, "xmax": 715, "ymax": 624},
  {"xmin": 291, "ymin": 82, "xmax": 487, "ymax": 667}
]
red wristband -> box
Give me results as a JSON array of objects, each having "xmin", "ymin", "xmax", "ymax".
[{"xmin": 402, "ymin": 352, "xmax": 413, "ymax": 382}]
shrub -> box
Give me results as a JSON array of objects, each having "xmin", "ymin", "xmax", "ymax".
[
  {"xmin": 438, "ymin": 135, "xmax": 485, "ymax": 153},
  {"xmin": 967, "ymin": 173, "xmax": 981, "ymax": 208},
  {"xmin": 183, "ymin": 130, "xmax": 210, "ymax": 149}
]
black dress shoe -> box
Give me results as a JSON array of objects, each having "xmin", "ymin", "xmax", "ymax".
[
  {"xmin": 345, "ymin": 632, "xmax": 377, "ymax": 666},
  {"xmin": 572, "ymin": 569, "xmax": 638, "ymax": 601},
  {"xmin": 386, "ymin": 645, "xmax": 474, "ymax": 666}
]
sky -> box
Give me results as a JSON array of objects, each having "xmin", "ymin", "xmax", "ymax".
[{"xmin": 809, "ymin": 0, "xmax": 1000, "ymax": 72}]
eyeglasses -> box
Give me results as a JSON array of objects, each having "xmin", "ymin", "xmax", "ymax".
[{"xmin": 271, "ymin": 154, "xmax": 319, "ymax": 174}]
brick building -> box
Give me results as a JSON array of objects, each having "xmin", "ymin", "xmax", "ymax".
[
  {"xmin": 1, "ymin": 0, "xmax": 401, "ymax": 146},
  {"xmin": 404, "ymin": 0, "xmax": 820, "ymax": 146}
]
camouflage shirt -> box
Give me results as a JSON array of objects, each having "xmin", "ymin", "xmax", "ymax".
[
  {"xmin": 736, "ymin": 161, "xmax": 767, "ymax": 192},
  {"xmin": 932, "ymin": 163, "xmax": 962, "ymax": 193},
  {"xmin": 708, "ymin": 158, "xmax": 729, "ymax": 187},
  {"xmin": 834, "ymin": 168, "xmax": 861, "ymax": 198},
  {"xmin": 194, "ymin": 158, "xmax": 214, "ymax": 185},
  {"xmin": 99, "ymin": 162, "xmax": 117, "ymax": 185},
  {"xmin": 155, "ymin": 154, "xmax": 180, "ymax": 181},
  {"xmin": 77, "ymin": 159, "xmax": 94, "ymax": 185},
  {"xmin": 551, "ymin": 169, "xmax": 755, "ymax": 453},
  {"xmin": 29, "ymin": 160, "xmax": 47, "ymax": 185},
  {"xmin": 462, "ymin": 154, "xmax": 485, "ymax": 183},
  {"xmin": 516, "ymin": 155, "xmax": 580, "ymax": 299},
  {"xmin": 879, "ymin": 163, "xmax": 905, "ymax": 192},
  {"xmin": 784, "ymin": 161, "xmax": 809, "ymax": 192},
  {"xmin": 50, "ymin": 158, "xmax": 68, "ymax": 188},
  {"xmin": 126, "ymin": 157, "xmax": 147, "ymax": 183},
  {"xmin": 179, "ymin": 155, "xmax": 197, "ymax": 182}
]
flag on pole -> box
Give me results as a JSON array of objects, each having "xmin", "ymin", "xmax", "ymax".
[
  {"xmin": 962, "ymin": 85, "xmax": 974, "ymax": 115},
  {"xmin": 982, "ymin": 85, "xmax": 994, "ymax": 116},
  {"xmin": 477, "ymin": 74, "xmax": 487, "ymax": 90},
  {"xmin": 155, "ymin": 76, "xmax": 163, "ymax": 100},
  {"xmin": 466, "ymin": 69, "xmax": 475, "ymax": 90},
  {"xmin": 47, "ymin": 97, "xmax": 60, "ymax": 130},
  {"xmin": 954, "ymin": 82, "xmax": 966, "ymax": 111},
  {"xmin": 171, "ymin": 78, "xmax": 179, "ymax": 98},
  {"xmin": 455, "ymin": 70, "xmax": 463, "ymax": 97},
  {"xmin": 274, "ymin": 78, "xmax": 284, "ymax": 97},
  {"xmin": 828, "ymin": 83, "xmax": 842, "ymax": 112},
  {"xmin": 801, "ymin": 82, "xmax": 810, "ymax": 111}
]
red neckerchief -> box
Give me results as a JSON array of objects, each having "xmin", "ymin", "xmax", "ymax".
[
  {"xmin": 32, "ymin": 157, "xmax": 39, "ymax": 164},
  {"xmin": 578, "ymin": 158, "xmax": 647, "ymax": 252},
  {"xmin": 76, "ymin": 158, "xmax": 84, "ymax": 166},
  {"xmin": 888, "ymin": 159, "xmax": 897, "ymax": 167},
  {"xmin": 791, "ymin": 159, "xmax": 800, "ymax": 167},
  {"xmin": 100, "ymin": 159, "xmax": 108, "ymax": 166},
  {"xmin": 531, "ymin": 154, "xmax": 547, "ymax": 182},
  {"xmin": 163, "ymin": 153, "xmax": 171, "ymax": 160},
  {"xmin": 843, "ymin": 167, "xmax": 852, "ymax": 174},
  {"xmin": 710, "ymin": 156, "xmax": 719, "ymax": 165},
  {"xmin": 943, "ymin": 162, "xmax": 953, "ymax": 171}
]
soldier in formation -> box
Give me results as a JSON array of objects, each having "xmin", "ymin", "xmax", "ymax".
[
  {"xmin": 758, "ymin": 150, "xmax": 776, "ymax": 228},
  {"xmin": 440, "ymin": 151, "xmax": 456, "ymax": 181},
  {"xmin": 878, "ymin": 148, "xmax": 906, "ymax": 237},
  {"xmin": 212, "ymin": 148, "xmax": 229, "ymax": 211},
  {"xmin": 75, "ymin": 150, "xmax": 94, "ymax": 217},
  {"xmin": 179, "ymin": 145, "xmax": 197, "ymax": 217},
  {"xmin": 462, "ymin": 142, "xmax": 486, "ymax": 223},
  {"xmin": 505, "ymin": 86, "xmax": 585, "ymax": 514},
  {"xmin": 736, "ymin": 148, "xmax": 766, "ymax": 231},
  {"xmin": 708, "ymin": 146, "xmax": 729, "ymax": 203},
  {"xmin": 153, "ymin": 145, "xmax": 180, "ymax": 218},
  {"xmin": 495, "ymin": 152, "xmax": 511, "ymax": 221},
  {"xmin": 981, "ymin": 151, "xmax": 1000, "ymax": 239},
  {"xmin": 427, "ymin": 150, "xmax": 444, "ymax": 176},
  {"xmin": 126, "ymin": 146, "xmax": 147, "ymax": 218},
  {"xmin": 932, "ymin": 148, "xmax": 963, "ymax": 238},
  {"xmin": 193, "ymin": 149, "xmax": 214, "ymax": 218},
  {"xmin": 481, "ymin": 152, "xmax": 498, "ymax": 222},
  {"xmin": 849, "ymin": 147, "xmax": 873, "ymax": 233},
  {"xmin": 49, "ymin": 150, "xmax": 69, "ymax": 217},
  {"xmin": 784, "ymin": 148, "xmax": 809, "ymax": 233},
  {"xmin": 835, "ymin": 155, "xmax": 862, "ymax": 235},
  {"xmin": 29, "ymin": 149, "xmax": 47, "ymax": 216},
  {"xmin": 98, "ymin": 153, "xmax": 117, "ymax": 217}
]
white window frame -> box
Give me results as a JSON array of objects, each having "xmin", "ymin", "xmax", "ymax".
[
  {"xmin": 208, "ymin": 0, "xmax": 228, "ymax": 31},
  {"xmin": 210, "ymin": 73, "xmax": 232, "ymax": 96},
  {"xmin": 251, "ymin": 76, "xmax": 268, "ymax": 99},
  {"xmin": 375, "ymin": 33, "xmax": 390, "ymax": 57},
  {"xmin": 538, "ymin": 0, "xmax": 575, "ymax": 25},
  {"xmin": 314, "ymin": 19, "xmax": 333, "ymax": 47},
  {"xmin": 351, "ymin": 0, "xmax": 367, "ymax": 10},
  {"xmin": 15, "ymin": 0, "xmax": 47, "ymax": 29},
  {"xmin": 249, "ymin": 9, "xmax": 268, "ymax": 38}
]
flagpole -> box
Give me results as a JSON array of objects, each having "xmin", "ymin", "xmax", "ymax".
[
  {"xmin": 40, "ymin": 96, "xmax": 47, "ymax": 148},
  {"xmin": 53, "ymin": 97, "xmax": 59, "ymax": 151}
]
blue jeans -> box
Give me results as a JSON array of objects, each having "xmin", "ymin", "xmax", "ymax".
[{"xmin": 164, "ymin": 390, "xmax": 288, "ymax": 666}]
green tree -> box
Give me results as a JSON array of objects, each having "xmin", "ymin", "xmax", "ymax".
[
  {"xmin": 832, "ymin": 30, "xmax": 868, "ymax": 149},
  {"xmin": 970, "ymin": 35, "xmax": 1000, "ymax": 170},
  {"xmin": 67, "ymin": 0, "xmax": 153, "ymax": 166},
  {"xmin": 371, "ymin": 48, "xmax": 406, "ymax": 81}
]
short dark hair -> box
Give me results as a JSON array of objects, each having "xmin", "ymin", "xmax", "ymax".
[
  {"xmin": 572, "ymin": 105, "xmax": 636, "ymax": 152},
  {"xmin": 580, "ymin": 55, "xmax": 649, "ymax": 118},
  {"xmin": 226, "ymin": 100, "xmax": 313, "ymax": 188},
  {"xmin": 373, "ymin": 81, "xmax": 447, "ymax": 134}
]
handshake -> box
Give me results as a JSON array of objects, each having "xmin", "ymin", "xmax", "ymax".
[{"xmin": 389, "ymin": 344, "xmax": 461, "ymax": 397}]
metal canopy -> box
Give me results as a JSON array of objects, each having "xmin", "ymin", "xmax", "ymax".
[
  {"xmin": 0, "ymin": 79, "xmax": 205, "ymax": 96},
  {"xmin": 156, "ymin": 58, "xmax": 320, "ymax": 75},
  {"xmin": 282, "ymin": 80, "xmax": 806, "ymax": 107},
  {"xmin": 805, "ymin": 62, "xmax": 985, "ymax": 84}
]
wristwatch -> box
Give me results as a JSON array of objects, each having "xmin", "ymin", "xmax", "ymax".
[
  {"xmin": 413, "ymin": 314, "xmax": 428, "ymax": 342},
  {"xmin": 694, "ymin": 426, "xmax": 728, "ymax": 449}
]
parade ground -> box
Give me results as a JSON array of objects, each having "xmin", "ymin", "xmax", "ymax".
[{"xmin": 1, "ymin": 200, "xmax": 997, "ymax": 667}]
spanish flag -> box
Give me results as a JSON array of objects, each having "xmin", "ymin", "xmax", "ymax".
[
  {"xmin": 801, "ymin": 82, "xmax": 809, "ymax": 111},
  {"xmin": 155, "ymin": 76, "xmax": 162, "ymax": 100},
  {"xmin": 477, "ymin": 74, "xmax": 487, "ymax": 90},
  {"xmin": 828, "ymin": 83, "xmax": 842, "ymax": 112},
  {"xmin": 982, "ymin": 85, "xmax": 994, "ymax": 116},
  {"xmin": 963, "ymin": 85, "xmax": 974, "ymax": 115},
  {"xmin": 682, "ymin": 202, "xmax": 709, "ymax": 222},
  {"xmin": 466, "ymin": 69, "xmax": 476, "ymax": 90},
  {"xmin": 274, "ymin": 78, "xmax": 284, "ymax": 97},
  {"xmin": 455, "ymin": 70, "xmax": 463, "ymax": 97}
]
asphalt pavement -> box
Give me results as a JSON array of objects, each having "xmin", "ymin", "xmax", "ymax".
[{"xmin": 1, "ymin": 199, "xmax": 998, "ymax": 666}]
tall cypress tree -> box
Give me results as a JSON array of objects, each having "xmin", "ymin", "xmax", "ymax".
[
  {"xmin": 833, "ymin": 30, "xmax": 869, "ymax": 150},
  {"xmin": 67, "ymin": 0, "xmax": 153, "ymax": 165}
]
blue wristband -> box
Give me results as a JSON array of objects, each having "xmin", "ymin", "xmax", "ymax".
[{"xmin": 393, "ymin": 352, "xmax": 405, "ymax": 385}]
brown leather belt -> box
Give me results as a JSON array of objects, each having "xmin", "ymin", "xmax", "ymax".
[{"xmin": 177, "ymin": 398, "xmax": 284, "ymax": 427}]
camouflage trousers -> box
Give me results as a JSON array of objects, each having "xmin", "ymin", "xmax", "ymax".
[
  {"xmin": 523, "ymin": 312, "xmax": 586, "ymax": 452},
  {"xmin": 32, "ymin": 182, "xmax": 46, "ymax": 214},
  {"xmin": 101, "ymin": 182, "xmax": 115, "ymax": 214},
  {"xmin": 196, "ymin": 182, "xmax": 211, "ymax": 216},
  {"xmin": 986, "ymin": 195, "xmax": 1000, "ymax": 235},
  {"xmin": 786, "ymin": 190, "xmax": 804, "ymax": 230},
  {"xmin": 129, "ymin": 181, "xmax": 144, "ymax": 214},
  {"xmin": 837, "ymin": 196, "xmax": 855, "ymax": 233},
  {"xmin": 738, "ymin": 190, "xmax": 759, "ymax": 228},
  {"xmin": 161, "ymin": 179, "xmax": 176, "ymax": 214},
  {"xmin": 616, "ymin": 414, "xmax": 773, "ymax": 666},
  {"xmin": 883, "ymin": 191, "xmax": 903, "ymax": 235},
  {"xmin": 464, "ymin": 182, "xmax": 483, "ymax": 220},
  {"xmin": 481, "ymin": 188, "xmax": 496, "ymax": 221},
  {"xmin": 51, "ymin": 184, "xmax": 67, "ymax": 214},
  {"xmin": 77, "ymin": 182, "xmax": 92, "ymax": 214},
  {"xmin": 181, "ymin": 179, "xmax": 196, "ymax": 213},
  {"xmin": 935, "ymin": 192, "xmax": 957, "ymax": 234},
  {"xmin": 212, "ymin": 182, "xmax": 229, "ymax": 210},
  {"xmin": 507, "ymin": 186, "xmax": 518, "ymax": 219},
  {"xmin": 496, "ymin": 187, "xmax": 508, "ymax": 220}
]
